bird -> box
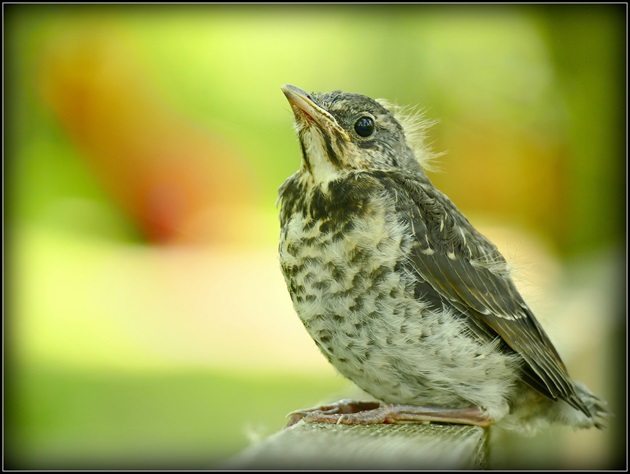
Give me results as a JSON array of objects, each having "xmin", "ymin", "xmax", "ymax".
[{"xmin": 276, "ymin": 84, "xmax": 608, "ymax": 434}]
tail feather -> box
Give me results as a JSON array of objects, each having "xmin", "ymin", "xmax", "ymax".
[
  {"xmin": 498, "ymin": 380, "xmax": 610, "ymax": 435},
  {"xmin": 574, "ymin": 381, "xmax": 610, "ymax": 430}
]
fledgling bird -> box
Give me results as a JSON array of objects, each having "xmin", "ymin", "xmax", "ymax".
[{"xmin": 277, "ymin": 85, "xmax": 608, "ymax": 434}]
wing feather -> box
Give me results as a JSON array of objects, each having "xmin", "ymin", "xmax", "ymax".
[{"xmin": 384, "ymin": 172, "xmax": 589, "ymax": 415}]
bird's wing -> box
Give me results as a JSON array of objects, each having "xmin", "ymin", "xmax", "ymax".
[{"xmin": 387, "ymin": 172, "xmax": 588, "ymax": 415}]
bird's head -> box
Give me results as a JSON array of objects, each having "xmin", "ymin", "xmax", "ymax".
[{"xmin": 281, "ymin": 84, "xmax": 436, "ymax": 184}]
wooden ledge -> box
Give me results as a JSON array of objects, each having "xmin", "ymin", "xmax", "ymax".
[{"xmin": 225, "ymin": 421, "xmax": 488, "ymax": 470}]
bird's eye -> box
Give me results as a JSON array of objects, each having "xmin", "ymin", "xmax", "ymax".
[{"xmin": 354, "ymin": 116, "xmax": 375, "ymax": 137}]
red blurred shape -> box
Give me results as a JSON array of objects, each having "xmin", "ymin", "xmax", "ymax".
[{"xmin": 39, "ymin": 28, "xmax": 256, "ymax": 244}]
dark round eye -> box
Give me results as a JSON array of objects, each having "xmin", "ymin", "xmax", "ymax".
[{"xmin": 354, "ymin": 116, "xmax": 375, "ymax": 137}]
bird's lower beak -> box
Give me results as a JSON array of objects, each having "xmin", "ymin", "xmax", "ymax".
[{"xmin": 281, "ymin": 84, "xmax": 349, "ymax": 141}]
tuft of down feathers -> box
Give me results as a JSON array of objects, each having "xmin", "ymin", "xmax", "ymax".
[{"xmin": 376, "ymin": 98, "xmax": 444, "ymax": 172}]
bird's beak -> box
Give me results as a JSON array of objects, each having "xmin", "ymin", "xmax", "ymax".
[
  {"xmin": 281, "ymin": 85, "xmax": 321, "ymax": 121},
  {"xmin": 281, "ymin": 84, "xmax": 350, "ymax": 141}
]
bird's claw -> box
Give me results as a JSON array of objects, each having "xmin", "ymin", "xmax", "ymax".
[{"xmin": 285, "ymin": 399, "xmax": 381, "ymax": 427}]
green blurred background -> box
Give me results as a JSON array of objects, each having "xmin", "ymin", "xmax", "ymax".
[{"xmin": 5, "ymin": 4, "xmax": 625, "ymax": 469}]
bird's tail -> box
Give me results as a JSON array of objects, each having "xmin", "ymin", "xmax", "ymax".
[
  {"xmin": 496, "ymin": 381, "xmax": 610, "ymax": 435},
  {"xmin": 573, "ymin": 381, "xmax": 610, "ymax": 430}
]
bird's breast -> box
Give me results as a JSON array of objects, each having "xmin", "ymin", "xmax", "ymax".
[
  {"xmin": 279, "ymin": 178, "xmax": 418, "ymax": 364},
  {"xmin": 278, "ymin": 174, "xmax": 519, "ymax": 407}
]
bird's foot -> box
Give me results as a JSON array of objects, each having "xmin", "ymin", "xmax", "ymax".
[
  {"xmin": 287, "ymin": 401, "xmax": 493, "ymax": 428},
  {"xmin": 286, "ymin": 399, "xmax": 380, "ymax": 427}
]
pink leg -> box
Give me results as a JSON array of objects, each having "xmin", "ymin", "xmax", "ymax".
[{"xmin": 287, "ymin": 400, "xmax": 493, "ymax": 428}]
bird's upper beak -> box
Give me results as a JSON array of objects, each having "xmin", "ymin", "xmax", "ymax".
[
  {"xmin": 281, "ymin": 84, "xmax": 350, "ymax": 141},
  {"xmin": 281, "ymin": 85, "xmax": 318, "ymax": 119}
]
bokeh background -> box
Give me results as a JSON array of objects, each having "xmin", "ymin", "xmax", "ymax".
[{"xmin": 4, "ymin": 4, "xmax": 626, "ymax": 470}]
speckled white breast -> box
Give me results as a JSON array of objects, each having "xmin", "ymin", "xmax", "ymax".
[{"xmin": 279, "ymin": 188, "xmax": 519, "ymax": 418}]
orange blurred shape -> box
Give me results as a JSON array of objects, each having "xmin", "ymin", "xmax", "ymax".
[
  {"xmin": 432, "ymin": 117, "xmax": 568, "ymax": 247},
  {"xmin": 39, "ymin": 26, "xmax": 257, "ymax": 245}
]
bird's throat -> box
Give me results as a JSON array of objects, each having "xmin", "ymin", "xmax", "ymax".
[{"xmin": 299, "ymin": 126, "xmax": 343, "ymax": 184}]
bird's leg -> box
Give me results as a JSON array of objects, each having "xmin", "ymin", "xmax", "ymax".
[{"xmin": 287, "ymin": 401, "xmax": 493, "ymax": 428}]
